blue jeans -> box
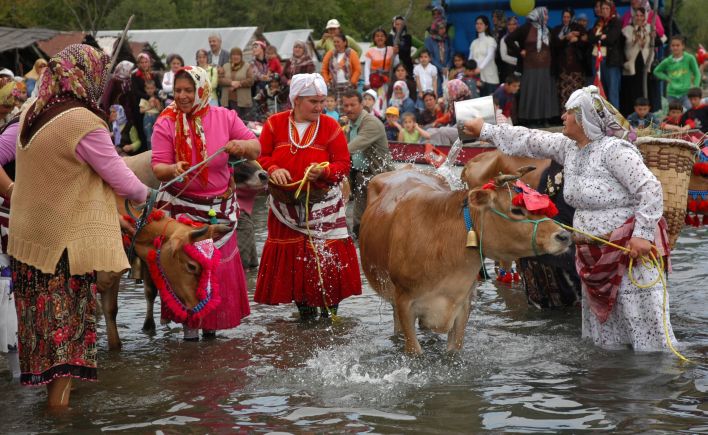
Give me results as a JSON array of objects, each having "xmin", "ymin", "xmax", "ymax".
[
  {"xmin": 143, "ymin": 113, "xmax": 157, "ymax": 150},
  {"xmin": 593, "ymin": 59, "xmax": 621, "ymax": 109}
]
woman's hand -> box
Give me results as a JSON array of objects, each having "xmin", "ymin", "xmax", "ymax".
[
  {"xmin": 270, "ymin": 168, "xmax": 292, "ymax": 185},
  {"xmin": 174, "ymin": 161, "xmax": 190, "ymax": 177},
  {"xmin": 225, "ymin": 140, "xmax": 245, "ymax": 157},
  {"xmin": 119, "ymin": 215, "xmax": 136, "ymax": 236},
  {"xmin": 463, "ymin": 118, "xmax": 485, "ymax": 137},
  {"xmin": 627, "ymin": 237, "xmax": 655, "ymax": 259},
  {"xmin": 306, "ymin": 163, "xmax": 325, "ymax": 182}
]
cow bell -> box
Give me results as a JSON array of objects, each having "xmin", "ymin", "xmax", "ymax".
[{"xmin": 466, "ymin": 229, "xmax": 479, "ymax": 248}]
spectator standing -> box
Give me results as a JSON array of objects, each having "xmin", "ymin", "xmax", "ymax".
[
  {"xmin": 506, "ymin": 7, "xmax": 560, "ymax": 126},
  {"xmin": 131, "ymin": 52, "xmax": 161, "ymax": 151},
  {"xmin": 413, "ymin": 49, "xmax": 439, "ymax": 97},
  {"xmin": 653, "ymin": 35, "xmax": 701, "ymax": 110},
  {"xmin": 251, "ymin": 41, "xmax": 270, "ymax": 95},
  {"xmin": 448, "ymin": 53, "xmax": 466, "ymax": 81},
  {"xmin": 196, "ymin": 49, "xmax": 220, "ymax": 106},
  {"xmin": 265, "ymin": 45, "xmax": 284, "ymax": 77},
  {"xmin": 621, "ymin": 0, "xmax": 665, "ymax": 39},
  {"xmin": 219, "ymin": 47, "xmax": 255, "ymax": 120},
  {"xmin": 138, "ymin": 80, "xmax": 162, "ymax": 151},
  {"xmin": 321, "ymin": 34, "xmax": 361, "ymax": 112},
  {"xmin": 207, "ymin": 33, "xmax": 229, "ymax": 67},
  {"xmin": 589, "ymin": 0, "xmax": 624, "ymax": 109},
  {"xmin": 283, "ymin": 40, "xmax": 315, "ymax": 85},
  {"xmin": 552, "ymin": 8, "xmax": 590, "ymax": 107},
  {"xmin": 23, "ymin": 58, "xmax": 47, "ymax": 97},
  {"xmin": 424, "ymin": 19, "xmax": 452, "ymax": 93},
  {"xmin": 499, "ymin": 16, "xmax": 520, "ymax": 82},
  {"xmin": 315, "ymin": 19, "xmax": 363, "ymax": 57},
  {"xmin": 387, "ymin": 16, "xmax": 414, "ymax": 75},
  {"xmin": 161, "ymin": 53, "xmax": 185, "ymax": 101},
  {"xmin": 364, "ymin": 28, "xmax": 395, "ymax": 93},
  {"xmin": 0, "ymin": 82, "xmax": 18, "ymax": 129},
  {"xmin": 468, "ymin": 15, "xmax": 500, "ymax": 96}
]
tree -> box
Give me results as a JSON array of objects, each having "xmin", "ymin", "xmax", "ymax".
[
  {"xmin": 62, "ymin": 0, "xmax": 114, "ymax": 35},
  {"xmin": 103, "ymin": 0, "xmax": 178, "ymax": 30}
]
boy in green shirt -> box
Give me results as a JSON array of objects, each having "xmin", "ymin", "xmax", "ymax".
[{"xmin": 653, "ymin": 35, "xmax": 701, "ymax": 110}]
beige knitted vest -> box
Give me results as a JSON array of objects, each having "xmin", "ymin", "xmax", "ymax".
[{"xmin": 9, "ymin": 107, "xmax": 130, "ymax": 275}]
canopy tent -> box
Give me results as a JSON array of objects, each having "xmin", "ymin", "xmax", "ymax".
[
  {"xmin": 96, "ymin": 27, "xmax": 260, "ymax": 66},
  {"xmin": 0, "ymin": 27, "xmax": 58, "ymax": 74},
  {"xmin": 262, "ymin": 29, "xmax": 316, "ymax": 60}
]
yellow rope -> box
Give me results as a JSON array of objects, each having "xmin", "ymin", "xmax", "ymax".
[
  {"xmin": 556, "ymin": 222, "xmax": 690, "ymax": 362},
  {"xmin": 271, "ymin": 162, "xmax": 340, "ymax": 323}
]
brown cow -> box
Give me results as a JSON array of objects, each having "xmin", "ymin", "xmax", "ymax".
[
  {"xmin": 461, "ymin": 150, "xmax": 550, "ymax": 190},
  {"xmin": 359, "ymin": 165, "xmax": 571, "ymax": 354},
  {"xmin": 96, "ymin": 152, "xmax": 232, "ymax": 350}
]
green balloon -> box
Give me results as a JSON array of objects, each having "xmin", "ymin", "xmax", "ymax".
[{"xmin": 510, "ymin": 0, "xmax": 535, "ymax": 16}]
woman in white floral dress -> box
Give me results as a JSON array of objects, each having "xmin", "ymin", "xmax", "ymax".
[{"xmin": 464, "ymin": 85, "xmax": 678, "ymax": 352}]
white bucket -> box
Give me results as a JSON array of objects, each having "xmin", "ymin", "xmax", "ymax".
[{"xmin": 455, "ymin": 96, "xmax": 496, "ymax": 141}]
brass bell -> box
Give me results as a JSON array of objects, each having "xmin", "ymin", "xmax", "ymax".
[{"xmin": 466, "ymin": 229, "xmax": 479, "ymax": 248}]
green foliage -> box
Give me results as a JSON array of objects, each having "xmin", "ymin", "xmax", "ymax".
[
  {"xmin": 669, "ymin": 0, "xmax": 708, "ymax": 50},
  {"xmin": 104, "ymin": 0, "xmax": 178, "ymax": 30}
]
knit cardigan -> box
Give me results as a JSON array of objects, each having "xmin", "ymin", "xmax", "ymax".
[{"xmin": 9, "ymin": 107, "xmax": 129, "ymax": 275}]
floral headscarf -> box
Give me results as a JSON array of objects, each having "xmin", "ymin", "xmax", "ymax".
[
  {"xmin": 0, "ymin": 81, "xmax": 16, "ymax": 107},
  {"xmin": 388, "ymin": 80, "xmax": 410, "ymax": 108},
  {"xmin": 135, "ymin": 52, "xmax": 153, "ymax": 80},
  {"xmin": 446, "ymin": 79, "xmax": 471, "ymax": 102},
  {"xmin": 289, "ymin": 40, "xmax": 314, "ymax": 71},
  {"xmin": 565, "ymin": 85, "xmax": 635, "ymax": 142},
  {"xmin": 527, "ymin": 7, "xmax": 550, "ymax": 52},
  {"xmin": 24, "ymin": 44, "xmax": 110, "ymax": 134},
  {"xmin": 113, "ymin": 60, "xmax": 134, "ymax": 80},
  {"xmin": 158, "ymin": 66, "xmax": 212, "ymax": 187}
]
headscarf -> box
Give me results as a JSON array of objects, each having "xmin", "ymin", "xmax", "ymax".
[
  {"xmin": 390, "ymin": 16, "xmax": 408, "ymax": 38},
  {"xmin": 289, "ymin": 40, "xmax": 314, "ymax": 73},
  {"xmin": 24, "ymin": 44, "xmax": 110, "ymax": 137},
  {"xmin": 113, "ymin": 60, "xmax": 134, "ymax": 80},
  {"xmin": 631, "ymin": 8, "xmax": 649, "ymax": 46},
  {"xmin": 135, "ymin": 52, "xmax": 153, "ymax": 80},
  {"xmin": 158, "ymin": 66, "xmax": 212, "ymax": 187},
  {"xmin": 0, "ymin": 81, "xmax": 16, "ymax": 107},
  {"xmin": 110, "ymin": 104, "xmax": 127, "ymax": 145},
  {"xmin": 24, "ymin": 58, "xmax": 47, "ymax": 81},
  {"xmin": 527, "ymin": 7, "xmax": 550, "ymax": 52},
  {"xmin": 289, "ymin": 73, "xmax": 327, "ymax": 106},
  {"xmin": 430, "ymin": 18, "xmax": 448, "ymax": 42},
  {"xmin": 252, "ymin": 41, "xmax": 267, "ymax": 60},
  {"xmin": 565, "ymin": 85, "xmax": 635, "ymax": 142},
  {"xmin": 560, "ymin": 8, "xmax": 575, "ymax": 37},
  {"xmin": 388, "ymin": 80, "xmax": 410, "ymax": 108},
  {"xmin": 446, "ymin": 79, "xmax": 472, "ymax": 123}
]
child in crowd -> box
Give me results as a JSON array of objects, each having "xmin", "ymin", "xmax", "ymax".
[
  {"xmin": 660, "ymin": 100, "xmax": 688, "ymax": 131},
  {"xmin": 417, "ymin": 91, "xmax": 443, "ymax": 128},
  {"xmin": 110, "ymin": 104, "xmax": 142, "ymax": 154},
  {"xmin": 265, "ymin": 45, "xmax": 283, "ymax": 77},
  {"xmin": 254, "ymin": 74, "xmax": 289, "ymax": 118},
  {"xmin": 384, "ymin": 106, "xmax": 401, "ymax": 141},
  {"xmin": 139, "ymin": 80, "xmax": 163, "ymax": 150},
  {"xmin": 627, "ymin": 97, "xmax": 659, "ymax": 129},
  {"xmin": 462, "ymin": 59, "xmax": 481, "ymax": 98},
  {"xmin": 324, "ymin": 94, "xmax": 339, "ymax": 121},
  {"xmin": 493, "ymin": 97, "xmax": 512, "ymax": 125},
  {"xmin": 448, "ymin": 53, "xmax": 466, "ymax": 81},
  {"xmin": 680, "ymin": 87, "xmax": 708, "ymax": 133},
  {"xmin": 492, "ymin": 75, "xmax": 520, "ymax": 121},
  {"xmin": 653, "ymin": 35, "xmax": 702, "ymax": 110},
  {"xmin": 397, "ymin": 112, "xmax": 431, "ymax": 143},
  {"xmin": 413, "ymin": 49, "xmax": 438, "ymax": 98},
  {"xmin": 363, "ymin": 88, "xmax": 383, "ymax": 119}
]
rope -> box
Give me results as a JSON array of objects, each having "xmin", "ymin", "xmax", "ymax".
[
  {"xmin": 270, "ymin": 162, "xmax": 340, "ymax": 322},
  {"xmin": 553, "ymin": 220, "xmax": 690, "ymax": 363}
]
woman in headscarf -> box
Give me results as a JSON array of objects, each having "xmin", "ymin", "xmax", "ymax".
[
  {"xmin": 464, "ymin": 85, "xmax": 677, "ymax": 352},
  {"xmin": 320, "ymin": 33, "xmax": 361, "ymax": 112},
  {"xmin": 388, "ymin": 80, "xmax": 416, "ymax": 115},
  {"xmin": 151, "ymin": 66, "xmax": 260, "ymax": 341},
  {"xmin": 589, "ymin": 0, "xmax": 624, "ymax": 109},
  {"xmin": 195, "ymin": 49, "xmax": 219, "ymax": 106},
  {"xmin": 506, "ymin": 6, "xmax": 560, "ymax": 126},
  {"xmin": 386, "ymin": 63, "xmax": 417, "ymax": 105},
  {"xmin": 9, "ymin": 44, "xmax": 149, "ymax": 407},
  {"xmin": 427, "ymin": 78, "xmax": 471, "ymax": 145},
  {"xmin": 468, "ymin": 15, "xmax": 500, "ymax": 97},
  {"xmin": 387, "ymin": 16, "xmax": 414, "ymax": 75},
  {"xmin": 255, "ymin": 73, "xmax": 361, "ymax": 320},
  {"xmin": 250, "ymin": 40, "xmax": 270, "ymax": 95},
  {"xmin": 218, "ymin": 47, "xmax": 254, "ymax": 120},
  {"xmin": 283, "ymin": 40, "xmax": 315, "ymax": 85},
  {"xmin": 0, "ymin": 81, "xmax": 18, "ymax": 129},
  {"xmin": 23, "ymin": 58, "xmax": 47, "ymax": 96},
  {"xmin": 552, "ymin": 7, "xmax": 590, "ymax": 107}
]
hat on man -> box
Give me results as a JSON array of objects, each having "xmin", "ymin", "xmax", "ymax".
[
  {"xmin": 326, "ymin": 19, "xmax": 341, "ymax": 29},
  {"xmin": 385, "ymin": 106, "xmax": 399, "ymax": 116}
]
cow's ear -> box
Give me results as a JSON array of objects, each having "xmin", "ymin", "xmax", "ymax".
[
  {"xmin": 207, "ymin": 224, "xmax": 232, "ymax": 240},
  {"xmin": 188, "ymin": 225, "xmax": 209, "ymax": 242},
  {"xmin": 468, "ymin": 188, "xmax": 494, "ymax": 208}
]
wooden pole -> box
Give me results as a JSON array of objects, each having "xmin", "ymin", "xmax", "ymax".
[{"xmin": 108, "ymin": 15, "xmax": 135, "ymax": 73}]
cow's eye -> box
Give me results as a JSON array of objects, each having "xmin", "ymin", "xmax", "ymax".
[
  {"xmin": 510, "ymin": 207, "xmax": 525, "ymax": 216},
  {"xmin": 185, "ymin": 261, "xmax": 199, "ymax": 274}
]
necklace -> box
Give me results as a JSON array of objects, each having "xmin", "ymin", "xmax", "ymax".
[{"xmin": 288, "ymin": 114, "xmax": 320, "ymax": 154}]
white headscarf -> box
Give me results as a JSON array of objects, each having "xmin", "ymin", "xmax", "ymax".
[
  {"xmin": 388, "ymin": 80, "xmax": 409, "ymax": 108},
  {"xmin": 565, "ymin": 85, "xmax": 636, "ymax": 142},
  {"xmin": 527, "ymin": 7, "xmax": 550, "ymax": 52},
  {"xmin": 289, "ymin": 73, "xmax": 327, "ymax": 106}
]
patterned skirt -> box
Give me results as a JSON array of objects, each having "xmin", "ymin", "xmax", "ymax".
[
  {"xmin": 558, "ymin": 71, "xmax": 585, "ymax": 108},
  {"xmin": 331, "ymin": 82, "xmax": 353, "ymax": 113},
  {"xmin": 11, "ymin": 253, "xmax": 97, "ymax": 385}
]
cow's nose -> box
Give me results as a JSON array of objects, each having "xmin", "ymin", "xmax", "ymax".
[
  {"xmin": 554, "ymin": 230, "xmax": 571, "ymax": 244},
  {"xmin": 258, "ymin": 172, "xmax": 268, "ymax": 181}
]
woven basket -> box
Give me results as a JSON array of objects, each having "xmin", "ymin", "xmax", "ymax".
[
  {"xmin": 267, "ymin": 181, "xmax": 330, "ymax": 205},
  {"xmin": 636, "ymin": 137, "xmax": 699, "ymax": 248}
]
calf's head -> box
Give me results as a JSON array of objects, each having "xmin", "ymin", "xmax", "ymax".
[
  {"xmin": 233, "ymin": 160, "xmax": 268, "ymax": 190},
  {"xmin": 466, "ymin": 167, "xmax": 571, "ymax": 261}
]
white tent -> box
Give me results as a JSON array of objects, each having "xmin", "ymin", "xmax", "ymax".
[
  {"xmin": 262, "ymin": 29, "xmax": 314, "ymax": 60},
  {"xmin": 96, "ymin": 27, "xmax": 259, "ymax": 64}
]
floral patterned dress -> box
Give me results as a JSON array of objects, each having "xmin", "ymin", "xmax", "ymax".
[{"xmin": 481, "ymin": 124, "xmax": 678, "ymax": 351}]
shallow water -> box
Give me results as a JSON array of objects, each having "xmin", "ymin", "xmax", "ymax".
[{"xmin": 1, "ymin": 199, "xmax": 707, "ymax": 434}]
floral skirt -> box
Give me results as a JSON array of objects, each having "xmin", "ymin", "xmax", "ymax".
[{"xmin": 11, "ymin": 253, "xmax": 98, "ymax": 385}]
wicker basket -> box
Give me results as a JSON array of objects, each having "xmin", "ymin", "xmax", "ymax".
[{"xmin": 636, "ymin": 137, "xmax": 699, "ymax": 248}]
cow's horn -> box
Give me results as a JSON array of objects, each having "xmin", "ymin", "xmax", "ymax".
[
  {"xmin": 494, "ymin": 173, "xmax": 521, "ymax": 185},
  {"xmin": 189, "ymin": 225, "xmax": 209, "ymax": 241},
  {"xmin": 516, "ymin": 165, "xmax": 536, "ymax": 176}
]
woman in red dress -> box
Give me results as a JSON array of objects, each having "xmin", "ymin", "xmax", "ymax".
[{"xmin": 256, "ymin": 73, "xmax": 361, "ymax": 320}]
